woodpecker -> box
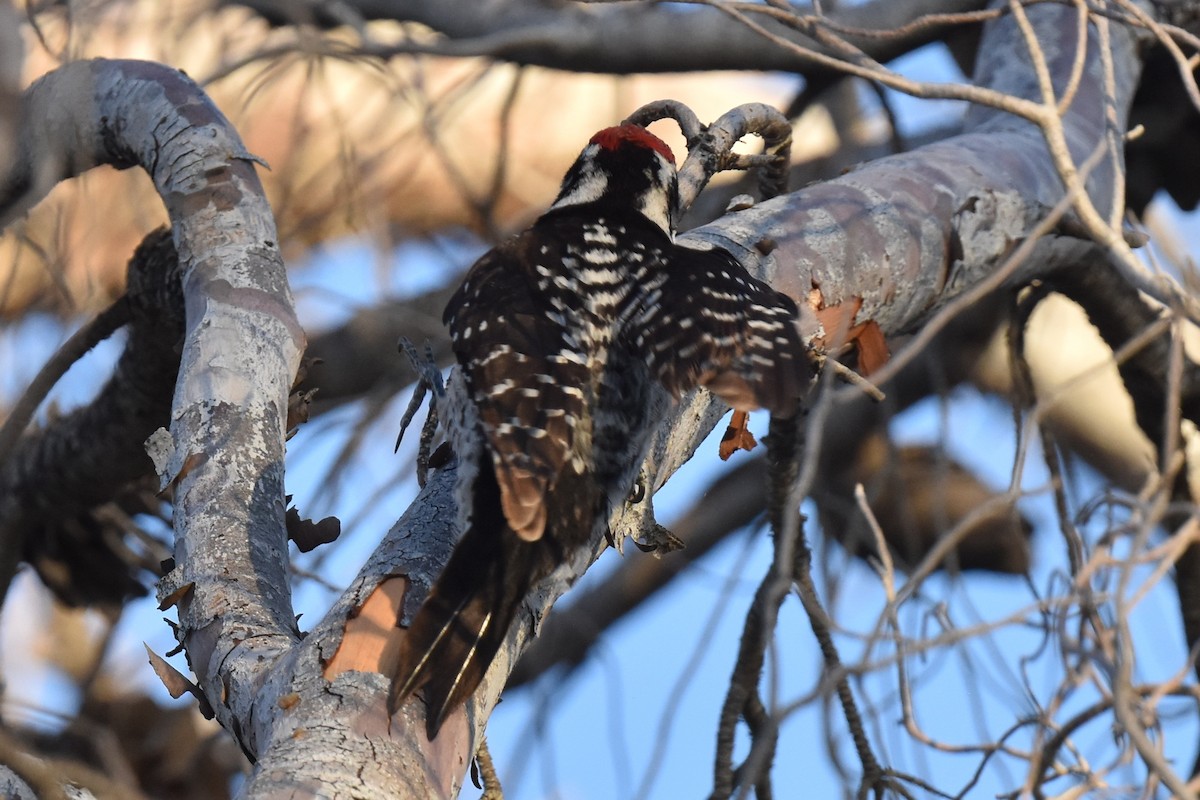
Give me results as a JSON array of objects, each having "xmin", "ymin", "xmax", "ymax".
[{"xmin": 390, "ymin": 124, "xmax": 813, "ymax": 738}]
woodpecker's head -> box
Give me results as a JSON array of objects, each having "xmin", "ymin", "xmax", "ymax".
[{"xmin": 550, "ymin": 124, "xmax": 680, "ymax": 236}]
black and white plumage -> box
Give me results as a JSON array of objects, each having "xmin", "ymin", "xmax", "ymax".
[{"xmin": 389, "ymin": 124, "xmax": 812, "ymax": 738}]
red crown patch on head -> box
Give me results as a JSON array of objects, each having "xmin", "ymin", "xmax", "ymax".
[{"xmin": 589, "ymin": 124, "xmax": 676, "ymax": 165}]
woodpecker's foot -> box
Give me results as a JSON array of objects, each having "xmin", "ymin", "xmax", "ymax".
[{"xmin": 633, "ymin": 523, "xmax": 684, "ymax": 555}]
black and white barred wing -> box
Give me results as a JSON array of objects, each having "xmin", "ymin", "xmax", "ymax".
[
  {"xmin": 443, "ymin": 236, "xmax": 589, "ymax": 542},
  {"xmin": 626, "ymin": 242, "xmax": 811, "ymax": 415}
]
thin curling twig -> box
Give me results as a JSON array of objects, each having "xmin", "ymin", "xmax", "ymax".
[
  {"xmin": 678, "ymin": 103, "xmax": 794, "ymax": 211},
  {"xmin": 623, "ymin": 99, "xmax": 705, "ymax": 147},
  {"xmin": 705, "ymin": 104, "xmax": 793, "ymax": 201},
  {"xmin": 0, "ymin": 297, "xmax": 132, "ymax": 465},
  {"xmin": 625, "ymin": 101, "xmax": 793, "ymax": 212}
]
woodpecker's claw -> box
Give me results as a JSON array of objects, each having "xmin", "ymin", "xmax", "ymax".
[
  {"xmin": 634, "ymin": 523, "xmax": 685, "ymax": 554},
  {"xmin": 627, "ymin": 473, "xmax": 647, "ymax": 504},
  {"xmin": 394, "ymin": 338, "xmax": 443, "ymax": 454}
]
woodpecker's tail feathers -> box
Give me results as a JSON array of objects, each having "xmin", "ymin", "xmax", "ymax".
[
  {"xmin": 388, "ymin": 512, "xmax": 554, "ymax": 738},
  {"xmin": 389, "ymin": 550, "xmax": 509, "ymax": 738}
]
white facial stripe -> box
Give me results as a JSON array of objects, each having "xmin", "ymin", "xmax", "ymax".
[
  {"xmin": 634, "ymin": 158, "xmax": 677, "ymax": 235},
  {"xmin": 550, "ymin": 160, "xmax": 609, "ymax": 210}
]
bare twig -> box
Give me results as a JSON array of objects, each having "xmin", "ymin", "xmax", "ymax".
[{"xmin": 0, "ymin": 296, "xmax": 131, "ymax": 464}]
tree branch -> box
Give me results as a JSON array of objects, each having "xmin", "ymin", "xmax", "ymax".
[
  {"xmin": 230, "ymin": 0, "xmax": 993, "ymax": 74},
  {"xmin": 0, "ymin": 230, "xmax": 182, "ymax": 607},
  {"xmin": 0, "ymin": 58, "xmax": 306, "ymax": 758}
]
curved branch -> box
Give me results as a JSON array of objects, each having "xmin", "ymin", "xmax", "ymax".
[{"xmin": 1, "ymin": 58, "xmax": 305, "ymax": 756}]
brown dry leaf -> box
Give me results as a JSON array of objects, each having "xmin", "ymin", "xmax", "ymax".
[
  {"xmin": 80, "ymin": 692, "xmax": 236, "ymax": 798},
  {"xmin": 718, "ymin": 410, "xmax": 759, "ymax": 460},
  {"xmin": 286, "ymin": 507, "xmax": 342, "ymax": 553},
  {"xmin": 855, "ymin": 319, "xmax": 890, "ymax": 375},
  {"xmin": 144, "ymin": 643, "xmax": 197, "ymax": 700},
  {"xmin": 822, "ymin": 434, "xmax": 1032, "ymax": 574},
  {"xmin": 813, "ymin": 295, "xmax": 864, "ymax": 348},
  {"xmin": 286, "ymin": 388, "xmax": 318, "ymax": 435},
  {"xmin": 175, "ymin": 452, "xmax": 208, "ymax": 485},
  {"xmin": 292, "ymin": 356, "xmax": 322, "ymax": 390},
  {"xmin": 812, "ymin": 294, "xmax": 891, "ymax": 374},
  {"xmin": 157, "ymin": 581, "xmax": 194, "ymax": 611}
]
